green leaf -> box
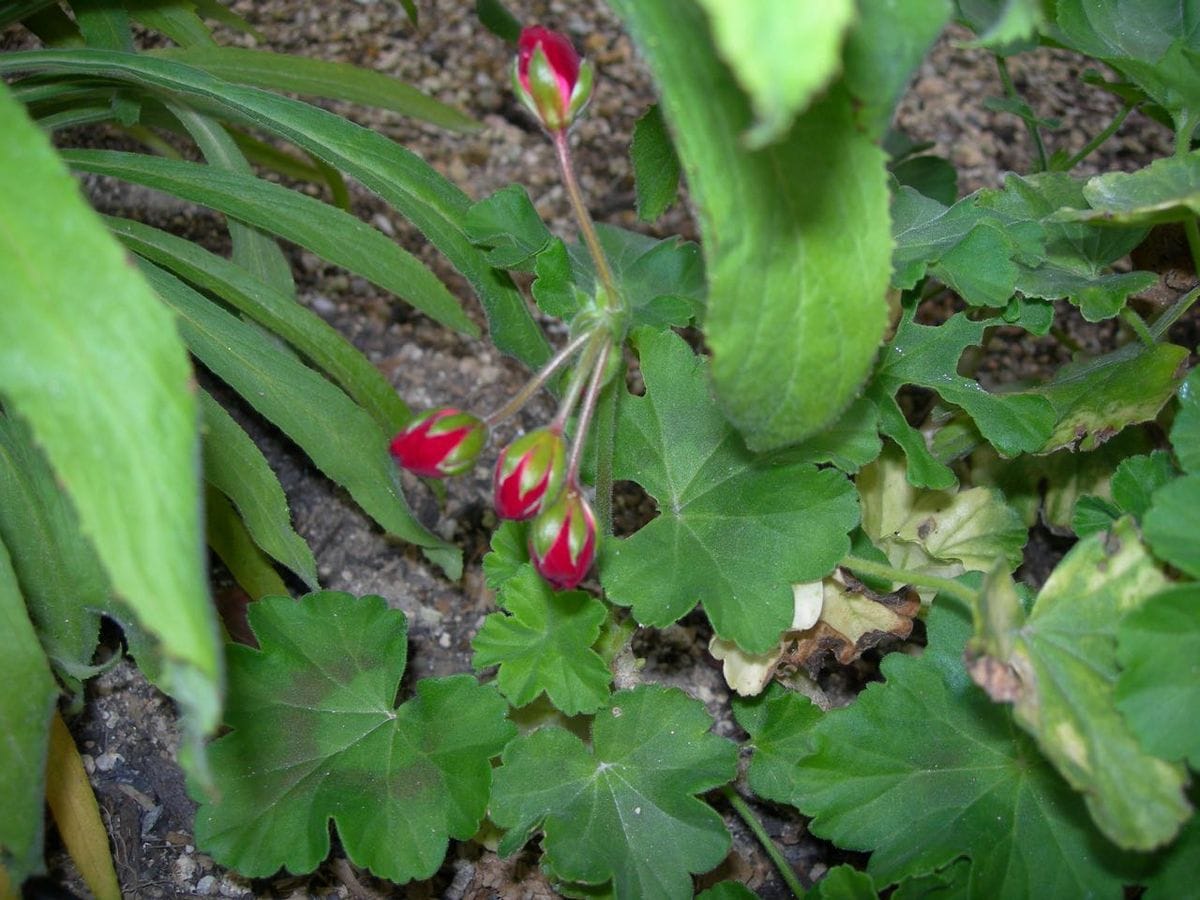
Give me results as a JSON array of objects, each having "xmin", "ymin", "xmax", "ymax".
[
  {"xmin": 694, "ymin": 0, "xmax": 856, "ymax": 148},
  {"xmin": 891, "ymin": 860, "xmax": 972, "ymax": 900},
  {"xmin": 0, "ymin": 81, "xmax": 220, "ymax": 777},
  {"xmin": 609, "ymin": 1, "xmax": 890, "ymax": 450},
  {"xmin": 1072, "ymin": 494, "xmax": 1121, "ymax": 537},
  {"xmin": 779, "ymin": 395, "xmax": 882, "ymax": 474},
  {"xmin": 138, "ymin": 261, "xmax": 460, "ymax": 578},
  {"xmin": 1034, "ymin": 342, "xmax": 1189, "ymax": 453},
  {"xmin": 464, "ymin": 184, "xmax": 552, "ymax": 270},
  {"xmin": 814, "ymin": 865, "xmax": 880, "ymax": 900},
  {"xmin": 891, "ymin": 154, "xmax": 958, "ymax": 205},
  {"xmin": 73, "ymin": 0, "xmax": 132, "ymax": 51},
  {"xmin": 969, "ymin": 521, "xmax": 1190, "ymax": 850},
  {"xmin": 0, "ymin": 50, "xmax": 549, "ymax": 368},
  {"xmin": 958, "ymin": 0, "xmax": 1043, "ymax": 53},
  {"xmin": 471, "ymin": 566, "xmax": 611, "ymax": 715},
  {"xmin": 491, "ymin": 685, "xmax": 737, "ymax": 899},
  {"xmin": 1171, "ymin": 367, "xmax": 1200, "ymax": 474},
  {"xmin": 205, "ymin": 486, "xmax": 289, "ymax": 601},
  {"xmin": 733, "ymin": 684, "xmax": 821, "ymax": 806},
  {"xmin": 844, "ymin": 0, "xmax": 951, "ymax": 139},
  {"xmin": 1144, "ymin": 814, "xmax": 1200, "ymax": 900},
  {"xmin": 1115, "ymin": 584, "xmax": 1200, "ymax": 769},
  {"xmin": 200, "ymin": 392, "xmax": 318, "ymax": 590},
  {"xmin": 0, "ymin": 414, "xmax": 107, "ymax": 682},
  {"xmin": 110, "ymin": 216, "xmax": 412, "ymax": 434},
  {"xmin": 482, "ymin": 521, "xmax": 529, "ymax": 591},
  {"xmin": 126, "ymin": 0, "xmax": 217, "ymax": 48},
  {"xmin": 63, "ymin": 148, "xmax": 476, "ymax": 336},
  {"xmin": 475, "ymin": 0, "xmax": 521, "ymax": 42},
  {"xmin": 698, "ymin": 883, "xmax": 759, "ymax": 900},
  {"xmin": 1143, "ymin": 474, "xmax": 1200, "ymax": 579},
  {"xmin": 631, "ymin": 104, "xmax": 680, "ymax": 222},
  {"xmin": 194, "ymin": 592, "xmax": 515, "ymax": 882},
  {"xmin": 601, "ymin": 329, "xmax": 860, "ymax": 653},
  {"xmin": 1111, "ymin": 451, "xmax": 1176, "ymax": 518},
  {"xmin": 1056, "ymin": 152, "xmax": 1200, "ymax": 227},
  {"xmin": 791, "ymin": 601, "xmax": 1146, "ymax": 897},
  {"xmin": 0, "ymin": 538, "xmax": 58, "ymax": 885},
  {"xmin": 152, "ymin": 46, "xmax": 479, "ymax": 132}
]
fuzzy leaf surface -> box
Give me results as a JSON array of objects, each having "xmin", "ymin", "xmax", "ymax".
[
  {"xmin": 491, "ymin": 685, "xmax": 737, "ymax": 899},
  {"xmin": 610, "ymin": 0, "xmax": 890, "ymax": 449},
  {"xmin": 472, "ymin": 566, "xmax": 611, "ymax": 715},
  {"xmin": 601, "ymin": 330, "xmax": 860, "ymax": 653},
  {"xmin": 1115, "ymin": 584, "xmax": 1200, "ymax": 769},
  {"xmin": 194, "ymin": 593, "xmax": 515, "ymax": 883},
  {"xmin": 970, "ymin": 520, "xmax": 1190, "ymax": 850},
  {"xmin": 790, "ymin": 602, "xmax": 1145, "ymax": 898}
]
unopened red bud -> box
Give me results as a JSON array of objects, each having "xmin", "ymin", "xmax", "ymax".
[
  {"xmin": 529, "ymin": 483, "xmax": 596, "ymax": 591},
  {"xmin": 389, "ymin": 408, "xmax": 486, "ymax": 478},
  {"xmin": 513, "ymin": 25, "xmax": 593, "ymax": 132},
  {"xmin": 494, "ymin": 428, "xmax": 567, "ymax": 520}
]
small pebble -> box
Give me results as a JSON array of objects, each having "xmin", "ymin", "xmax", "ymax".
[{"xmin": 94, "ymin": 751, "xmax": 123, "ymax": 772}]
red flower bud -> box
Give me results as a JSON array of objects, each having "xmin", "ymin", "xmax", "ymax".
[
  {"xmin": 389, "ymin": 408, "xmax": 486, "ymax": 478},
  {"xmin": 493, "ymin": 428, "xmax": 567, "ymax": 520},
  {"xmin": 513, "ymin": 25, "xmax": 594, "ymax": 132},
  {"xmin": 529, "ymin": 483, "xmax": 596, "ymax": 591}
]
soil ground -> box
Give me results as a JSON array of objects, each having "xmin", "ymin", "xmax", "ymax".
[{"xmin": 11, "ymin": 1, "xmax": 1195, "ymax": 897}]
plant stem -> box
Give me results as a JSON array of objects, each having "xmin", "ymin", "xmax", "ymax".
[
  {"xmin": 485, "ymin": 329, "xmax": 594, "ymax": 427},
  {"xmin": 592, "ymin": 365, "xmax": 620, "ymax": 535},
  {"xmin": 1049, "ymin": 325, "xmax": 1083, "ymax": 354},
  {"xmin": 1150, "ymin": 284, "xmax": 1200, "ymax": 340},
  {"xmin": 840, "ymin": 554, "xmax": 978, "ymax": 608},
  {"xmin": 553, "ymin": 129, "xmax": 620, "ymax": 310},
  {"xmin": 550, "ymin": 331, "xmax": 606, "ymax": 432},
  {"xmin": 566, "ymin": 338, "xmax": 612, "ymax": 483},
  {"xmin": 1120, "ymin": 307, "xmax": 1156, "ymax": 347},
  {"xmin": 721, "ymin": 786, "xmax": 806, "ymax": 899},
  {"xmin": 1061, "ymin": 102, "xmax": 1134, "ymax": 170},
  {"xmin": 1183, "ymin": 218, "xmax": 1200, "ymax": 282},
  {"xmin": 996, "ymin": 55, "xmax": 1048, "ymax": 172}
]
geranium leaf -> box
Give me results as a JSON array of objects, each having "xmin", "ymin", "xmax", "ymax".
[
  {"xmin": 194, "ymin": 592, "xmax": 515, "ymax": 883},
  {"xmin": 1144, "ymin": 814, "xmax": 1200, "ymax": 900},
  {"xmin": 1115, "ymin": 584, "xmax": 1200, "ymax": 769},
  {"xmin": 1054, "ymin": 152, "xmax": 1200, "ymax": 227},
  {"xmin": 1110, "ymin": 451, "xmax": 1176, "ymax": 518},
  {"xmin": 790, "ymin": 600, "xmax": 1146, "ymax": 897},
  {"xmin": 482, "ymin": 521, "xmax": 530, "ymax": 591},
  {"xmin": 1143, "ymin": 474, "xmax": 1200, "ymax": 578},
  {"xmin": 631, "ymin": 104, "xmax": 680, "ymax": 222},
  {"xmin": 733, "ymin": 684, "xmax": 822, "ymax": 806},
  {"xmin": 969, "ymin": 521, "xmax": 1190, "ymax": 850},
  {"xmin": 464, "ymin": 184, "xmax": 552, "ymax": 271},
  {"xmin": 472, "ymin": 566, "xmax": 611, "ymax": 715},
  {"xmin": 600, "ymin": 329, "xmax": 860, "ymax": 653},
  {"xmin": 491, "ymin": 685, "xmax": 737, "ymax": 899},
  {"xmin": 813, "ymin": 865, "xmax": 880, "ymax": 900},
  {"xmin": 1168, "ymin": 366, "xmax": 1200, "ymax": 474}
]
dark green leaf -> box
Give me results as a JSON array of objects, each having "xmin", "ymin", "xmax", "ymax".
[
  {"xmin": 126, "ymin": 0, "xmax": 217, "ymax": 48},
  {"xmin": 64, "ymin": 148, "xmax": 477, "ymax": 336},
  {"xmin": 792, "ymin": 601, "xmax": 1146, "ymax": 897},
  {"xmin": 205, "ymin": 486, "xmax": 289, "ymax": 601},
  {"xmin": 152, "ymin": 46, "xmax": 479, "ymax": 132},
  {"xmin": 1116, "ymin": 584, "xmax": 1200, "ymax": 769},
  {"xmin": 958, "ymin": 0, "xmax": 1042, "ymax": 53},
  {"xmin": 1111, "ymin": 450, "xmax": 1176, "ymax": 518},
  {"xmin": 1144, "ymin": 814, "xmax": 1200, "ymax": 900},
  {"xmin": 72, "ymin": 0, "xmax": 132, "ymax": 51},
  {"xmin": 698, "ymin": 883, "xmax": 759, "ymax": 900},
  {"xmin": 200, "ymin": 392, "xmax": 318, "ymax": 590},
  {"xmin": 1071, "ymin": 494, "xmax": 1121, "ymax": 537},
  {"xmin": 194, "ymin": 593, "xmax": 516, "ymax": 882},
  {"xmin": 111, "ymin": 217, "xmax": 411, "ymax": 433},
  {"xmin": 138, "ymin": 261, "xmax": 460, "ymax": 578},
  {"xmin": 609, "ymin": 1, "xmax": 891, "ymax": 450},
  {"xmin": 1143, "ymin": 474, "xmax": 1200, "ymax": 578},
  {"xmin": 475, "ymin": 0, "xmax": 520, "ymax": 42},
  {"xmin": 464, "ymin": 184, "xmax": 552, "ymax": 270},
  {"xmin": 891, "ymin": 155, "xmax": 958, "ymax": 205},
  {"xmin": 192, "ymin": 0, "xmax": 264, "ymax": 41},
  {"xmin": 970, "ymin": 522, "xmax": 1190, "ymax": 850},
  {"xmin": 601, "ymin": 330, "xmax": 860, "ymax": 653},
  {"xmin": 814, "ymin": 865, "xmax": 880, "ymax": 900},
  {"xmin": 631, "ymin": 104, "xmax": 680, "ymax": 222},
  {"xmin": 777, "ymin": 395, "xmax": 882, "ymax": 474},
  {"xmin": 733, "ymin": 684, "xmax": 821, "ymax": 805},
  {"xmin": 0, "ymin": 82, "xmax": 220, "ymax": 777},
  {"xmin": 891, "ymin": 860, "xmax": 972, "ymax": 900},
  {"xmin": 0, "ymin": 539, "xmax": 58, "ymax": 885},
  {"xmin": 491, "ymin": 685, "xmax": 737, "ymax": 899},
  {"xmin": 1171, "ymin": 367, "xmax": 1200, "ymax": 473},
  {"xmin": 471, "ymin": 566, "xmax": 611, "ymax": 715}
]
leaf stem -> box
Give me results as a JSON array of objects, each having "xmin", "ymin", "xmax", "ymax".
[
  {"xmin": 1150, "ymin": 284, "xmax": 1200, "ymax": 340},
  {"xmin": 721, "ymin": 785, "xmax": 806, "ymax": 899},
  {"xmin": 553, "ymin": 129, "xmax": 621, "ymax": 311},
  {"xmin": 485, "ymin": 329, "xmax": 594, "ymax": 428},
  {"xmin": 1060, "ymin": 102, "xmax": 1134, "ymax": 171},
  {"xmin": 566, "ymin": 338, "xmax": 612, "ymax": 484},
  {"xmin": 995, "ymin": 55, "xmax": 1047, "ymax": 173},
  {"xmin": 1120, "ymin": 307, "xmax": 1156, "ymax": 347},
  {"xmin": 840, "ymin": 554, "xmax": 977, "ymax": 608},
  {"xmin": 549, "ymin": 331, "xmax": 606, "ymax": 433},
  {"xmin": 592, "ymin": 365, "xmax": 620, "ymax": 535}
]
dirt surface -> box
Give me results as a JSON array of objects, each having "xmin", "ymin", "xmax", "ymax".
[{"xmin": 17, "ymin": 1, "xmax": 1193, "ymax": 897}]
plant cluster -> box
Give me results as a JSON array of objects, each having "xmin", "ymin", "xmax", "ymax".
[{"xmin": 1, "ymin": 0, "xmax": 1199, "ymax": 898}]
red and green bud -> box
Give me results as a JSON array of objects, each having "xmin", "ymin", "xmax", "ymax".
[
  {"xmin": 513, "ymin": 25, "xmax": 594, "ymax": 132},
  {"xmin": 529, "ymin": 483, "xmax": 597, "ymax": 591},
  {"xmin": 493, "ymin": 427, "xmax": 567, "ymax": 520},
  {"xmin": 389, "ymin": 407, "xmax": 486, "ymax": 478}
]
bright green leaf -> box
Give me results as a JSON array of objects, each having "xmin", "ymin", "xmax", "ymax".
[
  {"xmin": 779, "ymin": 396, "xmax": 882, "ymax": 474},
  {"xmin": 464, "ymin": 185, "xmax": 552, "ymax": 270},
  {"xmin": 1116, "ymin": 584, "xmax": 1200, "ymax": 769},
  {"xmin": 791, "ymin": 601, "xmax": 1146, "ymax": 897},
  {"xmin": 814, "ymin": 865, "xmax": 880, "ymax": 900},
  {"xmin": 958, "ymin": 0, "xmax": 1043, "ymax": 53},
  {"xmin": 194, "ymin": 592, "xmax": 515, "ymax": 882},
  {"xmin": 1169, "ymin": 364, "xmax": 1200, "ymax": 474},
  {"xmin": 1056, "ymin": 152, "xmax": 1200, "ymax": 227},
  {"xmin": 491, "ymin": 685, "xmax": 737, "ymax": 899},
  {"xmin": 698, "ymin": 883, "xmax": 759, "ymax": 900},
  {"xmin": 482, "ymin": 521, "xmax": 529, "ymax": 591},
  {"xmin": 610, "ymin": 0, "xmax": 890, "ymax": 450},
  {"xmin": 631, "ymin": 104, "xmax": 680, "ymax": 222},
  {"xmin": 472, "ymin": 566, "xmax": 611, "ymax": 715},
  {"xmin": 733, "ymin": 684, "xmax": 821, "ymax": 806},
  {"xmin": 601, "ymin": 330, "xmax": 860, "ymax": 653},
  {"xmin": 1072, "ymin": 494, "xmax": 1121, "ymax": 537},
  {"xmin": 1143, "ymin": 474, "xmax": 1200, "ymax": 578},
  {"xmin": 970, "ymin": 521, "xmax": 1190, "ymax": 850},
  {"xmin": 0, "ymin": 81, "xmax": 220, "ymax": 778},
  {"xmin": 0, "ymin": 539, "xmax": 58, "ymax": 885},
  {"xmin": 1111, "ymin": 451, "xmax": 1176, "ymax": 518}
]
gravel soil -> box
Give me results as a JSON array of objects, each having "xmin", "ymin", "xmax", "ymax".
[{"xmin": 11, "ymin": 1, "xmax": 1194, "ymax": 897}]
